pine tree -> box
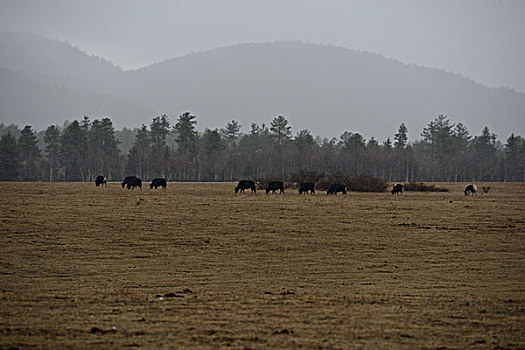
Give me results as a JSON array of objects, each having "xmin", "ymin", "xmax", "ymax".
[
  {"xmin": 473, "ymin": 126, "xmax": 498, "ymax": 181},
  {"xmin": 504, "ymin": 133, "xmax": 524, "ymax": 181},
  {"xmin": 294, "ymin": 129, "xmax": 316, "ymax": 151},
  {"xmin": 87, "ymin": 118, "xmax": 120, "ymax": 180},
  {"xmin": 221, "ymin": 120, "xmax": 242, "ymax": 180},
  {"xmin": 394, "ymin": 123, "xmax": 408, "ymax": 149},
  {"xmin": 127, "ymin": 125, "xmax": 152, "ymax": 179},
  {"xmin": 150, "ymin": 115, "xmax": 170, "ymax": 177},
  {"xmin": 269, "ymin": 115, "xmax": 292, "ymax": 146},
  {"xmin": 222, "ymin": 120, "xmax": 241, "ymax": 150},
  {"xmin": 174, "ymin": 112, "xmax": 197, "ymax": 156},
  {"xmin": 44, "ymin": 125, "xmax": 61, "ymax": 181},
  {"xmin": 60, "ymin": 120, "xmax": 88, "ymax": 181},
  {"xmin": 0, "ymin": 133, "xmax": 20, "ymax": 180},
  {"xmin": 150, "ymin": 115, "xmax": 170, "ymax": 150},
  {"xmin": 18, "ymin": 125, "xmax": 42, "ymax": 181}
]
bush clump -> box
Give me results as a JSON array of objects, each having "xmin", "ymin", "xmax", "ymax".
[
  {"xmin": 346, "ymin": 175, "xmax": 388, "ymax": 193},
  {"xmin": 287, "ymin": 171, "xmax": 324, "ymax": 189},
  {"xmin": 316, "ymin": 173, "xmax": 351, "ymax": 191},
  {"xmin": 403, "ymin": 182, "xmax": 449, "ymax": 192},
  {"xmin": 254, "ymin": 176, "xmax": 283, "ymax": 190}
]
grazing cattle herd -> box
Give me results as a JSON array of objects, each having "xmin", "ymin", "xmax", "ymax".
[{"xmin": 97, "ymin": 175, "xmax": 486, "ymax": 197}]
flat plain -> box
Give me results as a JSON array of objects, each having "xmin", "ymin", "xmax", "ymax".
[{"xmin": 0, "ymin": 182, "xmax": 524, "ymax": 349}]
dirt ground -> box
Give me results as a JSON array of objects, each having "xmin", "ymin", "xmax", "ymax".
[{"xmin": 0, "ymin": 182, "xmax": 524, "ymax": 349}]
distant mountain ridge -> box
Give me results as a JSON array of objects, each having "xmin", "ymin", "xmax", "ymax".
[{"xmin": 1, "ymin": 32, "xmax": 524, "ymax": 141}]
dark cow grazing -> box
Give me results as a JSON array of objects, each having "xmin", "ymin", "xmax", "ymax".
[
  {"xmin": 298, "ymin": 182, "xmax": 315, "ymax": 195},
  {"xmin": 95, "ymin": 175, "xmax": 107, "ymax": 187},
  {"xmin": 464, "ymin": 184, "xmax": 477, "ymax": 196},
  {"xmin": 127, "ymin": 177, "xmax": 142, "ymax": 190},
  {"xmin": 266, "ymin": 181, "xmax": 284, "ymax": 194},
  {"xmin": 150, "ymin": 178, "xmax": 167, "ymax": 189},
  {"xmin": 391, "ymin": 183, "xmax": 403, "ymax": 195},
  {"xmin": 327, "ymin": 184, "xmax": 346, "ymax": 195},
  {"xmin": 122, "ymin": 176, "xmax": 136, "ymax": 188},
  {"xmin": 235, "ymin": 180, "xmax": 256, "ymax": 194}
]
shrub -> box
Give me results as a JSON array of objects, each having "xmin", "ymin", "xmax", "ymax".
[
  {"xmin": 403, "ymin": 182, "xmax": 449, "ymax": 192},
  {"xmin": 316, "ymin": 173, "xmax": 352, "ymax": 191},
  {"xmin": 255, "ymin": 175, "xmax": 283, "ymax": 190},
  {"xmin": 347, "ymin": 175, "xmax": 388, "ymax": 193},
  {"xmin": 287, "ymin": 171, "xmax": 324, "ymax": 189}
]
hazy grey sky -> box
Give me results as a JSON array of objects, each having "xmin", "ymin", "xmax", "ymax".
[{"xmin": 1, "ymin": 0, "xmax": 524, "ymax": 92}]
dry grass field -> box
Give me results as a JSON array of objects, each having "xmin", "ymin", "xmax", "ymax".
[{"xmin": 0, "ymin": 182, "xmax": 524, "ymax": 349}]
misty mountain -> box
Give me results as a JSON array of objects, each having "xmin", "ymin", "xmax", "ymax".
[
  {"xmin": 124, "ymin": 41, "xmax": 525, "ymax": 140},
  {"xmin": 1, "ymin": 33, "xmax": 524, "ymax": 140},
  {"xmin": 0, "ymin": 67, "xmax": 155, "ymax": 129},
  {"xmin": 0, "ymin": 32, "xmax": 154, "ymax": 129},
  {"xmin": 0, "ymin": 32, "xmax": 121, "ymax": 88}
]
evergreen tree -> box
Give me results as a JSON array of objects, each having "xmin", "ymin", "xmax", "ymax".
[
  {"xmin": 367, "ymin": 137, "xmax": 379, "ymax": 149},
  {"xmin": 237, "ymin": 123, "xmax": 270, "ymax": 178},
  {"xmin": 504, "ymin": 133, "xmax": 522, "ymax": 158},
  {"xmin": 383, "ymin": 138, "xmax": 393, "ymax": 150},
  {"xmin": 393, "ymin": 123, "xmax": 409, "ymax": 181},
  {"xmin": 60, "ymin": 120, "xmax": 88, "ymax": 181},
  {"xmin": 150, "ymin": 115, "xmax": 170, "ymax": 150},
  {"xmin": 450, "ymin": 123, "xmax": 471, "ymax": 181},
  {"xmin": 87, "ymin": 118, "xmax": 120, "ymax": 180},
  {"xmin": 472, "ymin": 126, "xmax": 498, "ymax": 181},
  {"xmin": 381, "ymin": 138, "xmax": 394, "ymax": 180},
  {"xmin": 421, "ymin": 115, "xmax": 455, "ymax": 180},
  {"xmin": 0, "ymin": 123, "xmax": 21, "ymax": 138},
  {"xmin": 294, "ymin": 129, "xmax": 316, "ymax": 151},
  {"xmin": 0, "ymin": 133, "xmax": 19, "ymax": 180},
  {"xmin": 150, "ymin": 115, "xmax": 171, "ymax": 177},
  {"xmin": 504, "ymin": 133, "xmax": 524, "ymax": 181},
  {"xmin": 44, "ymin": 125, "xmax": 61, "ymax": 181},
  {"xmin": 339, "ymin": 132, "xmax": 366, "ymax": 175},
  {"xmin": 394, "ymin": 123, "xmax": 408, "ymax": 149},
  {"xmin": 174, "ymin": 112, "xmax": 197, "ymax": 155},
  {"xmin": 221, "ymin": 120, "xmax": 242, "ymax": 180},
  {"xmin": 18, "ymin": 125, "xmax": 42, "ymax": 181},
  {"xmin": 201, "ymin": 128, "xmax": 225, "ymax": 180},
  {"xmin": 126, "ymin": 125, "xmax": 152, "ymax": 179},
  {"xmin": 269, "ymin": 115, "xmax": 292, "ymax": 146},
  {"xmin": 222, "ymin": 120, "xmax": 241, "ymax": 150},
  {"xmin": 202, "ymin": 128, "xmax": 225, "ymax": 153}
]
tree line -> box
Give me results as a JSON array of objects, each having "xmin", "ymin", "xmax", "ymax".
[{"xmin": 0, "ymin": 113, "xmax": 524, "ymax": 182}]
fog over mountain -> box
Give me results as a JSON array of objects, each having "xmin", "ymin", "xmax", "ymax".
[{"xmin": 1, "ymin": 32, "xmax": 524, "ymax": 141}]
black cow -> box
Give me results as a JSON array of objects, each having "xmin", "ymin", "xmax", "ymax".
[
  {"xmin": 235, "ymin": 180, "xmax": 256, "ymax": 194},
  {"xmin": 266, "ymin": 181, "xmax": 284, "ymax": 194},
  {"xmin": 127, "ymin": 177, "xmax": 142, "ymax": 190},
  {"xmin": 298, "ymin": 182, "xmax": 315, "ymax": 195},
  {"xmin": 464, "ymin": 184, "xmax": 477, "ymax": 196},
  {"xmin": 327, "ymin": 184, "xmax": 346, "ymax": 195},
  {"xmin": 122, "ymin": 176, "xmax": 136, "ymax": 188},
  {"xmin": 391, "ymin": 183, "xmax": 403, "ymax": 195},
  {"xmin": 95, "ymin": 175, "xmax": 107, "ymax": 187},
  {"xmin": 150, "ymin": 178, "xmax": 167, "ymax": 189}
]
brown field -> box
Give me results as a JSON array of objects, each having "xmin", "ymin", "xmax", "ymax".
[{"xmin": 0, "ymin": 182, "xmax": 524, "ymax": 349}]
